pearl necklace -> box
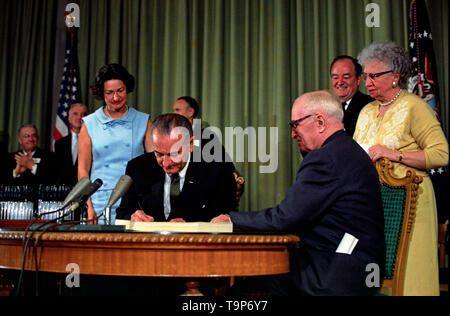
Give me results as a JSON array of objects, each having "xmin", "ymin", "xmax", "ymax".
[{"xmin": 379, "ymin": 89, "xmax": 402, "ymax": 107}]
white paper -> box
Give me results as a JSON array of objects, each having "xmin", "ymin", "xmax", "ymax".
[{"xmin": 335, "ymin": 232, "xmax": 359, "ymax": 255}]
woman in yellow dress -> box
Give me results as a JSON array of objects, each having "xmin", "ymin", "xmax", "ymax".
[{"xmin": 354, "ymin": 42, "xmax": 448, "ymax": 296}]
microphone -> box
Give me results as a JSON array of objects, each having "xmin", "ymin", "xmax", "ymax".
[
  {"xmin": 67, "ymin": 178, "xmax": 103, "ymax": 213},
  {"xmin": 61, "ymin": 177, "xmax": 92, "ymax": 209},
  {"xmin": 106, "ymin": 175, "xmax": 133, "ymax": 209},
  {"xmin": 105, "ymin": 175, "xmax": 133, "ymax": 225}
]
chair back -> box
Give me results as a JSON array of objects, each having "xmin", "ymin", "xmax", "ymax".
[
  {"xmin": 233, "ymin": 172, "xmax": 245, "ymax": 211},
  {"xmin": 376, "ymin": 158, "xmax": 422, "ymax": 296}
]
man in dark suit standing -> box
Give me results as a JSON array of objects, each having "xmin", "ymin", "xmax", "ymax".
[
  {"xmin": 54, "ymin": 103, "xmax": 89, "ymax": 186},
  {"xmin": 173, "ymin": 95, "xmax": 235, "ymax": 173},
  {"xmin": 116, "ymin": 113, "xmax": 236, "ymax": 222},
  {"xmin": 6, "ymin": 124, "xmax": 55, "ymax": 185},
  {"xmin": 0, "ymin": 131, "xmax": 9, "ymax": 184},
  {"xmin": 330, "ymin": 55, "xmax": 374, "ymax": 137},
  {"xmin": 172, "ymin": 96, "xmax": 199, "ymax": 126},
  {"xmin": 212, "ymin": 90, "xmax": 385, "ymax": 296}
]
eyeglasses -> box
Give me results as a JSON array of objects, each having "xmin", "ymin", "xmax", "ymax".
[
  {"xmin": 104, "ymin": 87, "xmax": 126, "ymax": 97},
  {"xmin": 362, "ymin": 70, "xmax": 393, "ymax": 81},
  {"xmin": 289, "ymin": 114, "xmax": 315, "ymax": 129}
]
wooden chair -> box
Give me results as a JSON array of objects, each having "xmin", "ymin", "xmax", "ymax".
[
  {"xmin": 233, "ymin": 171, "xmax": 245, "ymax": 211},
  {"xmin": 216, "ymin": 171, "xmax": 244, "ymax": 294},
  {"xmin": 375, "ymin": 158, "xmax": 423, "ymax": 296}
]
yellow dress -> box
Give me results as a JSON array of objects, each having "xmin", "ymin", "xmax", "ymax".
[{"xmin": 354, "ymin": 90, "xmax": 449, "ymax": 296}]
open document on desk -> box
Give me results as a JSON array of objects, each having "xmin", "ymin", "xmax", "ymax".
[{"xmin": 115, "ymin": 219, "xmax": 233, "ymax": 233}]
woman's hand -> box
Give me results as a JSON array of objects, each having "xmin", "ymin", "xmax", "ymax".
[
  {"xmin": 368, "ymin": 144, "xmax": 397, "ymax": 162},
  {"xmin": 368, "ymin": 144, "xmax": 426, "ymax": 169},
  {"xmin": 86, "ymin": 199, "xmax": 97, "ymax": 225}
]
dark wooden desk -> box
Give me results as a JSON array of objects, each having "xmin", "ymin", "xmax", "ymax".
[{"xmin": 0, "ymin": 230, "xmax": 299, "ymax": 295}]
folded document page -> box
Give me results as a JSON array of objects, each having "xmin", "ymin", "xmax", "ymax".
[
  {"xmin": 335, "ymin": 232, "xmax": 359, "ymax": 255},
  {"xmin": 115, "ymin": 219, "xmax": 233, "ymax": 233}
]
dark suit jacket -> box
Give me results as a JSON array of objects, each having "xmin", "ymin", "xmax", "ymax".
[
  {"xmin": 0, "ymin": 148, "xmax": 8, "ymax": 185},
  {"xmin": 116, "ymin": 152, "xmax": 237, "ymax": 222},
  {"xmin": 192, "ymin": 126, "xmax": 234, "ymax": 168},
  {"xmin": 230, "ymin": 130, "xmax": 385, "ymax": 296},
  {"xmin": 54, "ymin": 133, "xmax": 78, "ymax": 186},
  {"xmin": 5, "ymin": 147, "xmax": 56, "ymax": 185},
  {"xmin": 343, "ymin": 91, "xmax": 374, "ymax": 137}
]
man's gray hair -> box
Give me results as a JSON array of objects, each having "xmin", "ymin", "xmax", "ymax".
[
  {"xmin": 357, "ymin": 41, "xmax": 413, "ymax": 88},
  {"xmin": 151, "ymin": 113, "xmax": 193, "ymax": 137},
  {"xmin": 300, "ymin": 90, "xmax": 344, "ymax": 123},
  {"xmin": 18, "ymin": 124, "xmax": 39, "ymax": 136}
]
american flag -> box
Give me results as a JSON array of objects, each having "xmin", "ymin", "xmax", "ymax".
[
  {"xmin": 53, "ymin": 31, "xmax": 80, "ymax": 142},
  {"xmin": 407, "ymin": 0, "xmax": 441, "ymax": 122},
  {"xmin": 408, "ymin": 0, "xmax": 448, "ymax": 224}
]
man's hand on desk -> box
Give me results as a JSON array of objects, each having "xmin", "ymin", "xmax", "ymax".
[
  {"xmin": 131, "ymin": 210, "xmax": 155, "ymax": 222},
  {"xmin": 169, "ymin": 218, "xmax": 186, "ymax": 223},
  {"xmin": 211, "ymin": 214, "xmax": 231, "ymax": 223},
  {"xmin": 130, "ymin": 211, "xmax": 187, "ymax": 223}
]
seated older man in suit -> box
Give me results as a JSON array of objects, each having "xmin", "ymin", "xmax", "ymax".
[
  {"xmin": 116, "ymin": 113, "xmax": 236, "ymax": 222},
  {"xmin": 55, "ymin": 103, "xmax": 89, "ymax": 186},
  {"xmin": 6, "ymin": 124, "xmax": 55, "ymax": 185},
  {"xmin": 213, "ymin": 90, "xmax": 385, "ymax": 296}
]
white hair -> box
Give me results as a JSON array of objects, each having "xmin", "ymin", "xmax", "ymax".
[
  {"xmin": 298, "ymin": 90, "xmax": 344, "ymax": 123},
  {"xmin": 357, "ymin": 42, "xmax": 413, "ymax": 88}
]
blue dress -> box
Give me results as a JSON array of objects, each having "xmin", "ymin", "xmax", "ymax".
[{"xmin": 82, "ymin": 106, "xmax": 149, "ymax": 224}]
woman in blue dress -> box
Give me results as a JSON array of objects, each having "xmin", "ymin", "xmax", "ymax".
[{"xmin": 78, "ymin": 64, "xmax": 152, "ymax": 224}]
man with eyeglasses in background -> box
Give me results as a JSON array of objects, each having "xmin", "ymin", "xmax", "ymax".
[
  {"xmin": 212, "ymin": 90, "xmax": 385, "ymax": 296},
  {"xmin": 5, "ymin": 124, "xmax": 55, "ymax": 185},
  {"xmin": 330, "ymin": 55, "xmax": 374, "ymax": 137}
]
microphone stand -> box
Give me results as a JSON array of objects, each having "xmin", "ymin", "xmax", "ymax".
[
  {"xmin": 105, "ymin": 207, "xmax": 112, "ymax": 225},
  {"xmin": 79, "ymin": 203, "xmax": 87, "ymax": 225}
]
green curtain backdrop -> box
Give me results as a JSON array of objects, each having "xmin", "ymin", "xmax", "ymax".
[
  {"xmin": 1, "ymin": 0, "xmax": 448, "ymax": 212},
  {"xmin": 0, "ymin": 0, "xmax": 57, "ymax": 151}
]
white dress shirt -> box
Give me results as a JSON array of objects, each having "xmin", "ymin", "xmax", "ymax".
[
  {"xmin": 71, "ymin": 132, "xmax": 79, "ymax": 165},
  {"xmin": 163, "ymin": 154, "xmax": 190, "ymax": 219},
  {"xmin": 343, "ymin": 98, "xmax": 352, "ymax": 111}
]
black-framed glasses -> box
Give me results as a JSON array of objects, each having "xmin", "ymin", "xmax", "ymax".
[
  {"xmin": 362, "ymin": 70, "xmax": 393, "ymax": 81},
  {"xmin": 289, "ymin": 114, "xmax": 315, "ymax": 129}
]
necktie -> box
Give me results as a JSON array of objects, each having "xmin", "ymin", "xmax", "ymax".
[
  {"xmin": 170, "ymin": 173, "xmax": 180, "ymax": 214},
  {"xmin": 342, "ymin": 102, "xmax": 347, "ymax": 112}
]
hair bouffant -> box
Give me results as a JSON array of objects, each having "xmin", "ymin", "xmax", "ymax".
[
  {"xmin": 357, "ymin": 42, "xmax": 413, "ymax": 88},
  {"xmin": 91, "ymin": 64, "xmax": 135, "ymax": 100}
]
